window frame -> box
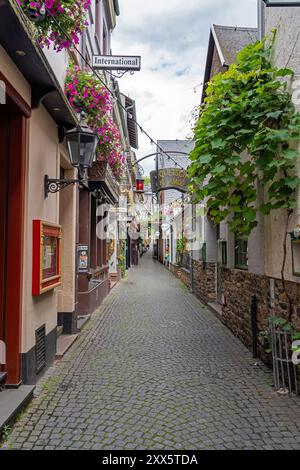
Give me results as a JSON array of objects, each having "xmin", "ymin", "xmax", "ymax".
[{"xmin": 234, "ymin": 236, "xmax": 248, "ymax": 270}]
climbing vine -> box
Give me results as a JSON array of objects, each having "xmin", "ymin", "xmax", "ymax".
[{"xmin": 189, "ymin": 32, "xmax": 300, "ymax": 236}]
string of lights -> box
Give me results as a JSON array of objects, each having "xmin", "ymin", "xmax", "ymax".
[{"xmin": 38, "ymin": 5, "xmax": 187, "ymax": 171}]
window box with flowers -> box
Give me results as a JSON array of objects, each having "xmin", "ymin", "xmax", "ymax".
[{"xmin": 17, "ymin": 0, "xmax": 91, "ymax": 52}]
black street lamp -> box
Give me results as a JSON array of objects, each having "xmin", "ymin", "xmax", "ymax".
[
  {"xmin": 44, "ymin": 124, "xmax": 98, "ymax": 197},
  {"xmin": 66, "ymin": 125, "xmax": 98, "ymax": 171},
  {"xmin": 262, "ymin": 0, "xmax": 300, "ymax": 5}
]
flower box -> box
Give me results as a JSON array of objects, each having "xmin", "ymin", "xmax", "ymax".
[{"xmin": 88, "ymin": 158, "xmax": 120, "ymax": 203}]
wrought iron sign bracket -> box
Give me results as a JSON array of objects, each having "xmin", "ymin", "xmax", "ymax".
[
  {"xmin": 44, "ymin": 174, "xmax": 80, "ymax": 198},
  {"xmin": 108, "ymin": 70, "xmax": 135, "ymax": 79}
]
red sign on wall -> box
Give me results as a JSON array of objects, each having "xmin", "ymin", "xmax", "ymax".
[{"xmin": 32, "ymin": 220, "xmax": 62, "ymax": 296}]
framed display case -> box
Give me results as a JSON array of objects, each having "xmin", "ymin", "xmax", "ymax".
[{"xmin": 32, "ymin": 220, "xmax": 62, "ymax": 296}]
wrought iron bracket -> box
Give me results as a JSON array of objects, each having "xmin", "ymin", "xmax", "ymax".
[
  {"xmin": 108, "ymin": 70, "xmax": 135, "ymax": 79},
  {"xmin": 44, "ymin": 174, "xmax": 80, "ymax": 198}
]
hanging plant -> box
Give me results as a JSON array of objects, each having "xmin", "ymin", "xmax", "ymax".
[
  {"xmin": 17, "ymin": 0, "xmax": 91, "ymax": 52},
  {"xmin": 65, "ymin": 64, "xmax": 125, "ymax": 180},
  {"xmin": 189, "ymin": 31, "xmax": 300, "ymax": 237}
]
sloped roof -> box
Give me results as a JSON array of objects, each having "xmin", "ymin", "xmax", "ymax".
[
  {"xmin": 212, "ymin": 25, "xmax": 258, "ymax": 67},
  {"xmin": 201, "ymin": 24, "xmax": 258, "ymax": 103}
]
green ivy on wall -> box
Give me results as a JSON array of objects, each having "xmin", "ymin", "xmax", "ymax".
[{"xmin": 189, "ymin": 32, "xmax": 300, "ymax": 236}]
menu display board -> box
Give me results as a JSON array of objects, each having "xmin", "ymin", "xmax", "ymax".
[
  {"xmin": 77, "ymin": 245, "xmax": 89, "ymax": 273},
  {"xmin": 32, "ymin": 220, "xmax": 62, "ymax": 296}
]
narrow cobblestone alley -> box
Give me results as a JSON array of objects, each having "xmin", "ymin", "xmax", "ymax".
[{"xmin": 2, "ymin": 251, "xmax": 300, "ymax": 450}]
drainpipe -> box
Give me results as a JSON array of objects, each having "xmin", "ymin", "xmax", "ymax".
[
  {"xmin": 258, "ymin": 0, "xmax": 265, "ymax": 40},
  {"xmin": 251, "ymin": 295, "xmax": 258, "ymax": 358}
]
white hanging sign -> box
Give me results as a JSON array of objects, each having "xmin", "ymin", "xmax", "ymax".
[{"xmin": 92, "ymin": 55, "xmax": 141, "ymax": 71}]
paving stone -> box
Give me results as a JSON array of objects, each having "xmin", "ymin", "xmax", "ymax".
[{"xmin": 2, "ymin": 252, "xmax": 300, "ymax": 450}]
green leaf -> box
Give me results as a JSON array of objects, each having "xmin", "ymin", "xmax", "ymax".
[
  {"xmin": 266, "ymin": 111, "xmax": 283, "ymax": 120},
  {"xmin": 260, "ymin": 203, "xmax": 272, "ymax": 215},
  {"xmin": 276, "ymin": 68, "xmax": 294, "ymax": 77},
  {"xmin": 212, "ymin": 165, "xmax": 226, "ymax": 175},
  {"xmin": 285, "ymin": 176, "xmax": 300, "ymax": 190},
  {"xmin": 211, "ymin": 138, "xmax": 226, "ymax": 150},
  {"xmin": 199, "ymin": 154, "xmax": 213, "ymax": 164},
  {"xmin": 282, "ymin": 148, "xmax": 299, "ymax": 160}
]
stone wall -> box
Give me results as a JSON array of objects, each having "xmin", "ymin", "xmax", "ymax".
[
  {"xmin": 169, "ymin": 263, "xmax": 190, "ymax": 288},
  {"xmin": 221, "ymin": 268, "xmax": 300, "ymax": 364},
  {"xmin": 193, "ymin": 260, "xmax": 216, "ymax": 304},
  {"xmin": 170, "ymin": 258, "xmax": 300, "ymax": 369}
]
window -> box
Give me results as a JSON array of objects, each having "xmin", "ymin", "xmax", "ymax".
[
  {"xmin": 81, "ymin": 29, "xmax": 88, "ymax": 69},
  {"xmin": 103, "ymin": 21, "xmax": 109, "ymax": 54},
  {"xmin": 201, "ymin": 242, "xmax": 206, "ymax": 262},
  {"xmin": 235, "ymin": 236, "xmax": 248, "ymax": 270},
  {"xmin": 95, "ymin": 0, "xmax": 101, "ymax": 45},
  {"xmin": 221, "ymin": 240, "xmax": 227, "ymax": 266}
]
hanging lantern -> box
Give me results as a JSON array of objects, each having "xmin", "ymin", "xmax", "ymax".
[{"xmin": 66, "ymin": 124, "xmax": 98, "ymax": 169}]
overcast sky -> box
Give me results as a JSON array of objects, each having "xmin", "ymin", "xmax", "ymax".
[{"xmin": 112, "ymin": 0, "xmax": 258, "ymax": 175}]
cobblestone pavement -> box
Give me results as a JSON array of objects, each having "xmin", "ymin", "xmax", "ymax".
[{"xmin": 2, "ymin": 251, "xmax": 300, "ymax": 450}]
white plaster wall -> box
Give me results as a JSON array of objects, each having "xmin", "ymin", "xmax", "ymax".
[
  {"xmin": 22, "ymin": 106, "xmax": 60, "ymax": 354},
  {"xmin": 57, "ymin": 149, "xmax": 77, "ymax": 314},
  {"xmin": 0, "ymin": 45, "xmax": 31, "ymax": 105},
  {"xmin": 43, "ymin": 48, "xmax": 69, "ymax": 90},
  {"xmin": 264, "ymin": 7, "xmax": 300, "ymax": 282},
  {"xmin": 204, "ymin": 219, "xmax": 217, "ymax": 263},
  {"xmin": 248, "ymin": 181, "xmax": 265, "ymax": 275}
]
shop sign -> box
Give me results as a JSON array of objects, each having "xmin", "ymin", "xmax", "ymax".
[
  {"xmin": 77, "ymin": 245, "xmax": 89, "ymax": 273},
  {"xmin": 150, "ymin": 168, "xmax": 189, "ymax": 193},
  {"xmin": 92, "ymin": 55, "xmax": 141, "ymax": 71}
]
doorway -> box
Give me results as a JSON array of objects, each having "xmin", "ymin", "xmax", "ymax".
[{"xmin": 0, "ymin": 83, "xmax": 28, "ymax": 385}]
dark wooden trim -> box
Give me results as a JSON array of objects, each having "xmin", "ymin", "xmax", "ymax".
[
  {"xmin": 5, "ymin": 115, "xmax": 27, "ymax": 385},
  {"xmin": 0, "ymin": 115, "xmax": 9, "ymax": 361},
  {"xmin": 0, "ymin": 71, "xmax": 31, "ymax": 117}
]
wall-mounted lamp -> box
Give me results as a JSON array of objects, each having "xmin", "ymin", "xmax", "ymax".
[{"xmin": 44, "ymin": 123, "xmax": 98, "ymax": 197}]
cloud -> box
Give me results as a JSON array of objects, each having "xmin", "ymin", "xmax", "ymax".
[{"xmin": 113, "ymin": 0, "xmax": 257, "ymax": 175}]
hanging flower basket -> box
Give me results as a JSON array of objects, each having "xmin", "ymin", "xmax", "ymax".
[
  {"xmin": 17, "ymin": 0, "xmax": 91, "ymax": 51},
  {"xmin": 22, "ymin": 0, "xmax": 46, "ymax": 22},
  {"xmin": 65, "ymin": 65, "xmax": 125, "ymax": 180}
]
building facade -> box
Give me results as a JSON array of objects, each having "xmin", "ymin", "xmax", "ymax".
[
  {"xmin": 178, "ymin": 7, "xmax": 300, "ymax": 369},
  {"xmin": 0, "ymin": 0, "xmax": 137, "ymax": 404}
]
